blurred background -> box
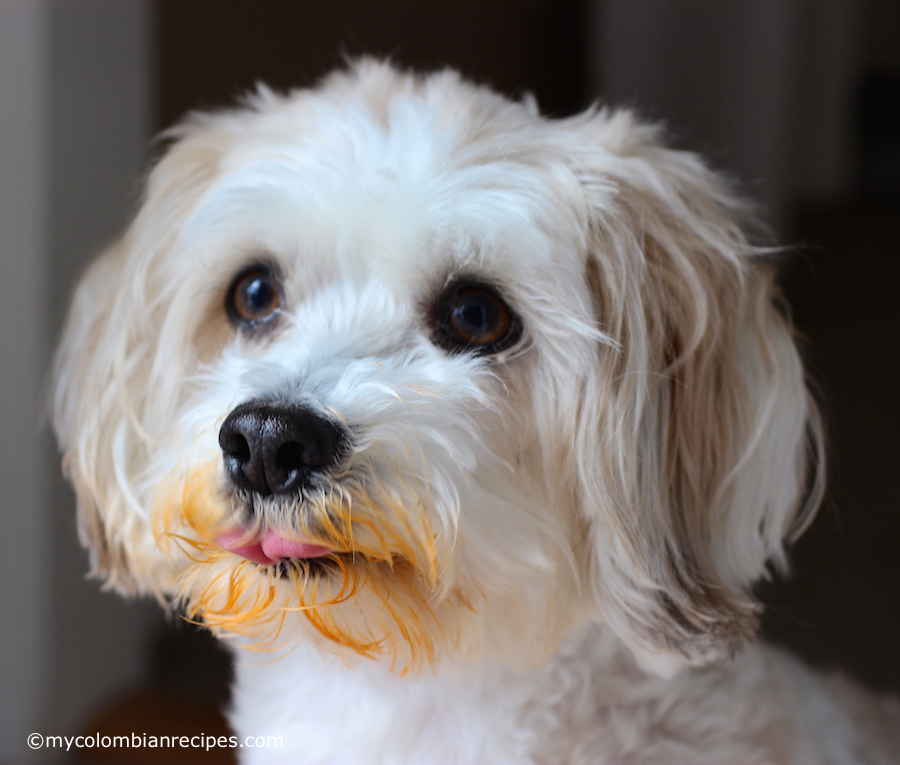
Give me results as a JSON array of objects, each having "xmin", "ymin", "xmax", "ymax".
[{"xmin": 1, "ymin": 0, "xmax": 897, "ymax": 762}]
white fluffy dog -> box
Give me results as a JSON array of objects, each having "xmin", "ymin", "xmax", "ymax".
[{"xmin": 53, "ymin": 61, "xmax": 899, "ymax": 764}]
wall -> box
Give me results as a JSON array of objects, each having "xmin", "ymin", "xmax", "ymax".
[
  {"xmin": 0, "ymin": 2, "xmax": 162, "ymax": 761},
  {"xmin": 588, "ymin": 0, "xmax": 860, "ymax": 225}
]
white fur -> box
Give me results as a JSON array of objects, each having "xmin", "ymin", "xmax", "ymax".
[{"xmin": 53, "ymin": 60, "xmax": 900, "ymax": 764}]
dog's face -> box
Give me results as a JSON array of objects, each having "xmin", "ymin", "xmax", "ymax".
[{"xmin": 53, "ymin": 61, "xmax": 822, "ymax": 674}]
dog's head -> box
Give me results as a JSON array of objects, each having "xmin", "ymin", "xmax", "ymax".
[{"xmin": 53, "ymin": 60, "xmax": 823, "ymax": 673}]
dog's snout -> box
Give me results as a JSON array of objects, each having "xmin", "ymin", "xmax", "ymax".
[{"xmin": 218, "ymin": 403, "xmax": 343, "ymax": 496}]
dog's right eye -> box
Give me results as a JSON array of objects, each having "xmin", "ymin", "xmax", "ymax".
[{"xmin": 226, "ymin": 266, "xmax": 282, "ymax": 327}]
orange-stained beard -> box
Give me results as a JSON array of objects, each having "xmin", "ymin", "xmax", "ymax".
[{"xmin": 152, "ymin": 461, "xmax": 472, "ymax": 673}]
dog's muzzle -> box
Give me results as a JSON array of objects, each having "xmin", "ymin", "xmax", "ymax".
[{"xmin": 216, "ymin": 401, "xmax": 347, "ymax": 566}]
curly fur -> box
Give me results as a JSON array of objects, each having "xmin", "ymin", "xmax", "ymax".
[{"xmin": 53, "ymin": 60, "xmax": 899, "ymax": 764}]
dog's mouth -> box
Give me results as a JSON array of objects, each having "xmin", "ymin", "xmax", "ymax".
[
  {"xmin": 163, "ymin": 466, "xmax": 450, "ymax": 663},
  {"xmin": 216, "ymin": 528, "xmax": 336, "ymax": 566}
]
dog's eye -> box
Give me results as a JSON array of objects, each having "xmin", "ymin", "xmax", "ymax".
[
  {"xmin": 435, "ymin": 281, "xmax": 521, "ymax": 355},
  {"xmin": 226, "ymin": 266, "xmax": 282, "ymax": 326}
]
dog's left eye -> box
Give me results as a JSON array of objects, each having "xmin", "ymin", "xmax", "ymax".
[
  {"xmin": 226, "ymin": 266, "xmax": 282, "ymax": 326},
  {"xmin": 434, "ymin": 281, "xmax": 521, "ymax": 355}
]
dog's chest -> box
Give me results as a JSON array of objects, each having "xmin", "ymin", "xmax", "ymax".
[
  {"xmin": 228, "ymin": 645, "xmax": 541, "ymax": 765},
  {"xmin": 225, "ymin": 637, "xmax": 879, "ymax": 765}
]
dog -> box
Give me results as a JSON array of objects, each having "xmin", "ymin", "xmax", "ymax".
[{"xmin": 52, "ymin": 60, "xmax": 900, "ymax": 764}]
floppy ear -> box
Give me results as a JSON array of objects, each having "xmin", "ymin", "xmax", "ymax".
[
  {"xmin": 52, "ymin": 120, "xmax": 234, "ymax": 596},
  {"xmin": 566, "ymin": 109, "xmax": 825, "ymax": 670},
  {"xmin": 53, "ymin": 239, "xmax": 151, "ymax": 593}
]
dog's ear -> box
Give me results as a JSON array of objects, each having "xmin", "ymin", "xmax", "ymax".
[
  {"xmin": 53, "ymin": 241, "xmax": 147, "ymax": 593},
  {"xmin": 565, "ymin": 109, "xmax": 824, "ymax": 671},
  {"xmin": 52, "ymin": 121, "xmax": 233, "ymax": 595}
]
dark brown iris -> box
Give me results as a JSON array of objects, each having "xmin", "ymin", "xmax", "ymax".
[
  {"xmin": 227, "ymin": 266, "xmax": 282, "ymax": 326},
  {"xmin": 434, "ymin": 281, "xmax": 521, "ymax": 355}
]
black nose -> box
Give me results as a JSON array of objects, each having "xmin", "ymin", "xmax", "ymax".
[{"xmin": 218, "ymin": 402, "xmax": 343, "ymax": 496}]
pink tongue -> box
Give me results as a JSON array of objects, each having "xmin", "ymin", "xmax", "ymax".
[
  {"xmin": 217, "ymin": 530, "xmax": 334, "ymax": 565},
  {"xmin": 260, "ymin": 533, "xmax": 333, "ymax": 561}
]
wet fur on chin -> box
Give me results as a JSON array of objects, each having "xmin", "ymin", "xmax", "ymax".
[{"xmin": 53, "ymin": 60, "xmax": 900, "ymax": 763}]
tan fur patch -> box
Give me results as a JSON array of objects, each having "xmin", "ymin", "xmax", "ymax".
[{"xmin": 152, "ymin": 461, "xmax": 463, "ymax": 671}]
